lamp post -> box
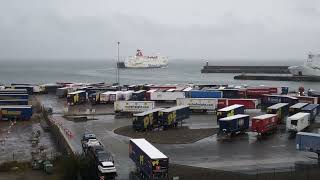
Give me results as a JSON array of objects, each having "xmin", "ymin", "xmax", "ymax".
[{"xmin": 117, "ymin": 41, "xmax": 120, "ymax": 85}]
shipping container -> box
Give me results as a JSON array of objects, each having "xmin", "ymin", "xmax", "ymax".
[
  {"xmin": 88, "ymin": 92, "xmax": 101, "ymax": 104},
  {"xmin": 0, "ymin": 105, "xmax": 33, "ymax": 121},
  {"xmin": 266, "ymin": 103, "xmax": 289, "ymax": 121},
  {"xmin": 217, "ymin": 99, "xmax": 258, "ymax": 109},
  {"xmin": 133, "ymin": 108, "xmax": 165, "ymax": 131},
  {"xmin": 286, "ymin": 112, "xmax": 310, "ymax": 133},
  {"xmin": 0, "ymin": 89, "xmax": 27, "ymax": 94},
  {"xmin": 41, "ymin": 84, "xmax": 63, "ymax": 94},
  {"xmin": 186, "ymin": 90, "xmax": 222, "ymax": 98},
  {"xmin": 294, "ymin": 96, "xmax": 318, "ymax": 104},
  {"xmin": 289, "ymin": 103, "xmax": 309, "ymax": 116},
  {"xmin": 114, "ymin": 101, "xmax": 155, "ymax": 113},
  {"xmin": 100, "ymin": 92, "xmax": 111, "ymax": 103},
  {"xmin": 262, "ymin": 95, "xmax": 298, "ymax": 108},
  {"xmin": 67, "ymin": 90, "xmax": 87, "ymax": 106},
  {"xmin": 159, "ymin": 106, "xmax": 190, "ymax": 129},
  {"xmin": 296, "ymin": 132, "xmax": 320, "ymax": 158},
  {"xmin": 219, "ymin": 89, "xmax": 240, "ymax": 99},
  {"xmin": 217, "ymin": 104, "xmax": 245, "ymax": 122},
  {"xmin": 251, "ymin": 114, "xmax": 278, "ymax": 135},
  {"xmin": 119, "ymin": 91, "xmax": 134, "ymax": 101},
  {"xmin": 150, "ymin": 91, "xmax": 185, "ymax": 101},
  {"xmin": 0, "ymin": 94, "xmax": 28, "ymax": 100},
  {"xmin": 109, "ymin": 91, "xmax": 122, "ymax": 102},
  {"xmin": 56, "ymin": 87, "xmax": 69, "ymax": 98},
  {"xmin": 176, "ymin": 98, "xmax": 218, "ymax": 112},
  {"xmin": 11, "ymin": 85, "xmax": 34, "ymax": 94},
  {"xmin": 301, "ymin": 104, "xmax": 320, "ymax": 121},
  {"xmin": 129, "ymin": 139, "xmax": 169, "ymax": 179},
  {"xmin": 0, "ymin": 99, "xmax": 28, "ymax": 105},
  {"xmin": 146, "ymin": 89, "xmax": 157, "ymax": 101},
  {"xmin": 246, "ymin": 87, "xmax": 272, "ymax": 99},
  {"xmin": 131, "ymin": 90, "xmax": 146, "ymax": 101},
  {"xmin": 219, "ymin": 114, "xmax": 250, "ymax": 135}
]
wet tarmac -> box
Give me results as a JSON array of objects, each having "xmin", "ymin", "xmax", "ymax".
[
  {"xmin": 38, "ymin": 94, "xmax": 320, "ymax": 179},
  {"xmin": 0, "ymin": 121, "xmax": 57, "ymax": 163}
]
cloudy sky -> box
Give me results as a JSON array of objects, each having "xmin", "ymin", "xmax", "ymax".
[{"xmin": 0, "ymin": 0, "xmax": 319, "ymax": 60}]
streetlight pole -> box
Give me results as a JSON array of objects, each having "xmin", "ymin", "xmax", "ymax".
[{"xmin": 117, "ymin": 41, "xmax": 120, "ymax": 85}]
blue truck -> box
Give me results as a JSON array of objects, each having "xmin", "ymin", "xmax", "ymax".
[
  {"xmin": 185, "ymin": 90, "xmax": 223, "ymax": 98},
  {"xmin": 289, "ymin": 103, "xmax": 309, "ymax": 116},
  {"xmin": 0, "ymin": 94, "xmax": 29, "ymax": 100},
  {"xmin": 133, "ymin": 108, "xmax": 165, "ymax": 131},
  {"xmin": 0, "ymin": 99, "xmax": 28, "ymax": 105},
  {"xmin": 218, "ymin": 114, "xmax": 250, "ymax": 136},
  {"xmin": 262, "ymin": 95, "xmax": 298, "ymax": 109},
  {"xmin": 216, "ymin": 104, "xmax": 245, "ymax": 123},
  {"xmin": 301, "ymin": 104, "xmax": 320, "ymax": 121},
  {"xmin": 0, "ymin": 105, "xmax": 33, "ymax": 121},
  {"xmin": 132, "ymin": 90, "xmax": 146, "ymax": 101},
  {"xmin": 266, "ymin": 103, "xmax": 289, "ymax": 122},
  {"xmin": 67, "ymin": 90, "xmax": 87, "ymax": 105},
  {"xmin": 159, "ymin": 105, "xmax": 190, "ymax": 129},
  {"xmin": 129, "ymin": 139, "xmax": 169, "ymax": 179},
  {"xmin": 296, "ymin": 132, "xmax": 320, "ymax": 159}
]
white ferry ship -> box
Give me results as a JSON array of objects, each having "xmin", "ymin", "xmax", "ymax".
[
  {"xmin": 124, "ymin": 49, "xmax": 168, "ymax": 68},
  {"xmin": 289, "ymin": 53, "xmax": 320, "ymax": 76}
]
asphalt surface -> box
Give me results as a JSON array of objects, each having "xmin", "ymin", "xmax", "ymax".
[{"xmin": 38, "ymin": 94, "xmax": 320, "ymax": 179}]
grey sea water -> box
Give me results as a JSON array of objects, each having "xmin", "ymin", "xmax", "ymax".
[{"xmin": 0, "ymin": 59, "xmax": 318, "ymax": 91}]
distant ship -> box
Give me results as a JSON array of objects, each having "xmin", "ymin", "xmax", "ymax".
[
  {"xmin": 289, "ymin": 53, "xmax": 320, "ymax": 76},
  {"xmin": 123, "ymin": 49, "xmax": 168, "ymax": 68}
]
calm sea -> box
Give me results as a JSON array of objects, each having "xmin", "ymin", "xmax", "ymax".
[{"xmin": 0, "ymin": 59, "xmax": 318, "ymax": 91}]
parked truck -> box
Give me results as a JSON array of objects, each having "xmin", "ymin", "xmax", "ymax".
[
  {"xmin": 217, "ymin": 99, "xmax": 258, "ymax": 109},
  {"xmin": 286, "ymin": 112, "xmax": 310, "ymax": 133},
  {"xmin": 129, "ymin": 139, "xmax": 169, "ymax": 179},
  {"xmin": 159, "ymin": 105, "xmax": 190, "ymax": 129},
  {"xmin": 56, "ymin": 87, "xmax": 69, "ymax": 98},
  {"xmin": 296, "ymin": 132, "xmax": 320, "ymax": 159},
  {"xmin": 114, "ymin": 101, "xmax": 155, "ymax": 114},
  {"xmin": 0, "ymin": 99, "xmax": 28, "ymax": 105},
  {"xmin": 133, "ymin": 108, "xmax": 165, "ymax": 131},
  {"xmin": 0, "ymin": 89, "xmax": 27, "ymax": 94},
  {"xmin": 216, "ymin": 104, "xmax": 245, "ymax": 123},
  {"xmin": 251, "ymin": 114, "xmax": 278, "ymax": 135},
  {"xmin": 0, "ymin": 94, "xmax": 28, "ymax": 100},
  {"xmin": 0, "ymin": 105, "xmax": 33, "ymax": 121},
  {"xmin": 289, "ymin": 103, "xmax": 309, "ymax": 116},
  {"xmin": 266, "ymin": 103, "xmax": 289, "ymax": 122},
  {"xmin": 132, "ymin": 90, "xmax": 146, "ymax": 101},
  {"xmin": 301, "ymin": 104, "xmax": 320, "ymax": 122},
  {"xmin": 294, "ymin": 96, "xmax": 318, "ymax": 104},
  {"xmin": 67, "ymin": 90, "xmax": 87, "ymax": 105},
  {"xmin": 185, "ymin": 90, "xmax": 222, "ymax": 98},
  {"xmin": 88, "ymin": 92, "xmax": 101, "ymax": 104},
  {"xmin": 219, "ymin": 114, "xmax": 250, "ymax": 136},
  {"xmin": 150, "ymin": 91, "xmax": 185, "ymax": 101},
  {"xmin": 176, "ymin": 98, "xmax": 218, "ymax": 112}
]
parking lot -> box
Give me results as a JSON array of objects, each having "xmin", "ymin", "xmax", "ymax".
[{"xmin": 38, "ymin": 94, "xmax": 320, "ymax": 179}]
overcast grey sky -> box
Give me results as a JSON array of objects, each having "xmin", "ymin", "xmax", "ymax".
[{"xmin": 0, "ymin": 0, "xmax": 319, "ymax": 60}]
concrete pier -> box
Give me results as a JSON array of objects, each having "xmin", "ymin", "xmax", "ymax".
[
  {"xmin": 201, "ymin": 65, "xmax": 290, "ymax": 74},
  {"xmin": 234, "ymin": 74, "xmax": 320, "ymax": 82}
]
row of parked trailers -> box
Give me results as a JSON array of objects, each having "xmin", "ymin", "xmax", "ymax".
[
  {"xmin": 132, "ymin": 106, "xmax": 190, "ymax": 131},
  {"xmin": 0, "ymin": 89, "xmax": 32, "ymax": 121}
]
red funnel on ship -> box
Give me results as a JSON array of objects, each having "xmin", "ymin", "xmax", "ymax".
[{"xmin": 136, "ymin": 49, "xmax": 143, "ymax": 57}]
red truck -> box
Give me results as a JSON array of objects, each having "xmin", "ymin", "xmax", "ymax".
[
  {"xmin": 218, "ymin": 99, "xmax": 258, "ymax": 109},
  {"xmin": 251, "ymin": 114, "xmax": 278, "ymax": 135}
]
